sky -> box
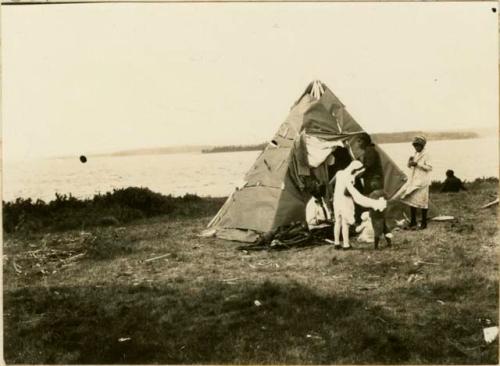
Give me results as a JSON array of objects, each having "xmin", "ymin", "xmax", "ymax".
[{"xmin": 2, "ymin": 1, "xmax": 498, "ymax": 160}]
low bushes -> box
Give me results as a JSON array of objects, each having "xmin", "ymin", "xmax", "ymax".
[{"xmin": 3, "ymin": 187, "xmax": 225, "ymax": 234}]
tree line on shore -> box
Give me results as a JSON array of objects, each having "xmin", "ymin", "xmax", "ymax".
[{"xmin": 202, "ymin": 130, "xmax": 480, "ymax": 153}]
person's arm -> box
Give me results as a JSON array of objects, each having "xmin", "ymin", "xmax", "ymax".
[
  {"xmin": 353, "ymin": 167, "xmax": 366, "ymax": 179},
  {"xmin": 416, "ymin": 161, "xmax": 432, "ymax": 171},
  {"xmin": 415, "ymin": 153, "xmax": 432, "ymax": 172},
  {"xmin": 355, "ymin": 223, "xmax": 364, "ymax": 233},
  {"xmin": 408, "ymin": 156, "xmax": 415, "ymax": 168},
  {"xmin": 346, "ymin": 182, "xmax": 387, "ymax": 211}
]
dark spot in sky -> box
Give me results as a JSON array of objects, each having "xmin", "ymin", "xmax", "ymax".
[
  {"xmin": 492, "ymin": 8, "xmax": 497, "ymax": 13},
  {"xmin": 80, "ymin": 155, "xmax": 87, "ymax": 163}
]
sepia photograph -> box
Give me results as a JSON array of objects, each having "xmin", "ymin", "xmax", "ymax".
[{"xmin": 2, "ymin": 1, "xmax": 499, "ymax": 364}]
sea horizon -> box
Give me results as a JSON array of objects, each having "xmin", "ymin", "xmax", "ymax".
[
  {"xmin": 3, "ymin": 126, "xmax": 496, "ymax": 164},
  {"xmin": 3, "ymin": 136, "xmax": 498, "ymax": 203}
]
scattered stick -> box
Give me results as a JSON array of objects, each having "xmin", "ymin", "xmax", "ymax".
[
  {"xmin": 117, "ymin": 272, "xmax": 133, "ymax": 277},
  {"xmin": 12, "ymin": 260, "xmax": 22, "ymax": 274},
  {"xmin": 376, "ymin": 316, "xmax": 388, "ymax": 324},
  {"xmin": 144, "ymin": 253, "xmax": 171, "ymax": 263},
  {"xmin": 446, "ymin": 338, "xmax": 472, "ymax": 357},
  {"xmin": 480, "ymin": 198, "xmax": 499, "ymax": 209},
  {"xmin": 65, "ymin": 252, "xmax": 86, "ymax": 262},
  {"xmin": 221, "ymin": 278, "xmax": 240, "ymax": 282},
  {"xmin": 414, "ymin": 260, "xmax": 439, "ymax": 266}
]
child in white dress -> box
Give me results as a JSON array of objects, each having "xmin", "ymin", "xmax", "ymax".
[{"xmin": 333, "ymin": 160, "xmax": 386, "ymax": 250}]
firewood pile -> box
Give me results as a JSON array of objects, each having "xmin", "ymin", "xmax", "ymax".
[{"xmin": 4, "ymin": 231, "xmax": 97, "ymax": 277}]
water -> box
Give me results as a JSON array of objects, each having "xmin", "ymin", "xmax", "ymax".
[{"xmin": 3, "ymin": 137, "xmax": 498, "ymax": 202}]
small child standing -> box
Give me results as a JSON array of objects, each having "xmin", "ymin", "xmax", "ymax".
[
  {"xmin": 368, "ymin": 177, "xmax": 392, "ymax": 249},
  {"xmin": 355, "ymin": 211, "xmax": 374, "ymax": 243}
]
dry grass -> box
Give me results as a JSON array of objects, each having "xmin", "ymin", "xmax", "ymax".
[{"xmin": 3, "ymin": 181, "xmax": 498, "ymax": 364}]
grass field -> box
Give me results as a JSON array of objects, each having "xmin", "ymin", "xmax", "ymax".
[{"xmin": 3, "ymin": 181, "xmax": 498, "ymax": 364}]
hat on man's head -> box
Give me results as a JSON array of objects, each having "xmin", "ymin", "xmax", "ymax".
[
  {"xmin": 412, "ymin": 135, "xmax": 427, "ymax": 146},
  {"xmin": 358, "ymin": 133, "xmax": 372, "ymax": 145}
]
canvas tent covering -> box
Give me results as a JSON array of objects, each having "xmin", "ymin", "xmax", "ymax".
[{"xmin": 207, "ymin": 80, "xmax": 408, "ymax": 243}]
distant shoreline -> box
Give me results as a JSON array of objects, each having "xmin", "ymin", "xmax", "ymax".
[
  {"xmin": 41, "ymin": 128, "xmax": 494, "ymax": 160},
  {"xmin": 201, "ymin": 130, "xmax": 484, "ymax": 154}
]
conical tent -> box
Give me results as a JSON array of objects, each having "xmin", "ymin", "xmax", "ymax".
[{"xmin": 208, "ymin": 81, "xmax": 408, "ymax": 242}]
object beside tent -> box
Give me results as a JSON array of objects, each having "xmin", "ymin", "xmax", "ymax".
[{"xmin": 206, "ymin": 80, "xmax": 411, "ymax": 242}]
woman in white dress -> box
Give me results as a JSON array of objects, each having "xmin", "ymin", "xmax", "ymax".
[{"xmin": 398, "ymin": 136, "xmax": 432, "ymax": 229}]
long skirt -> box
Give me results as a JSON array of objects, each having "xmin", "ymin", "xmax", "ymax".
[{"xmin": 401, "ymin": 186, "xmax": 429, "ymax": 209}]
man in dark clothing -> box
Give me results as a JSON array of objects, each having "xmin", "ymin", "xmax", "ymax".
[
  {"xmin": 441, "ymin": 170, "xmax": 467, "ymax": 192},
  {"xmin": 355, "ymin": 133, "xmax": 384, "ymax": 194},
  {"xmin": 368, "ymin": 177, "xmax": 392, "ymax": 249}
]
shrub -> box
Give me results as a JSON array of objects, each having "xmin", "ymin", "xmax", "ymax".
[{"xmin": 3, "ymin": 188, "xmax": 225, "ymax": 234}]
